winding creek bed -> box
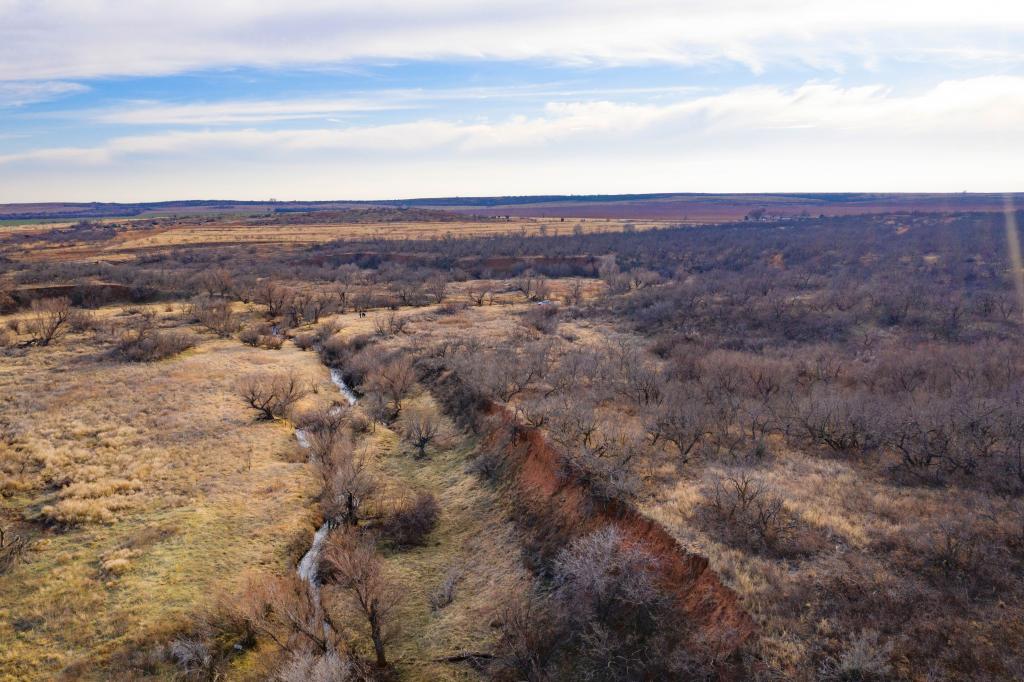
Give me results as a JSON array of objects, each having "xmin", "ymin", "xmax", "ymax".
[{"xmin": 294, "ymin": 369, "xmax": 358, "ymax": 596}]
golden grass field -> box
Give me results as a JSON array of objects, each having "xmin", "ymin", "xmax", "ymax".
[
  {"xmin": 0, "ymin": 302, "xmax": 536, "ymax": 680},
  {"xmin": 0, "ymin": 216, "xmax": 670, "ymax": 265},
  {"xmin": 0, "ymin": 310, "xmax": 330, "ymax": 678}
]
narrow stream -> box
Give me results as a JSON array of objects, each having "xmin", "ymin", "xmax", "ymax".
[
  {"xmin": 295, "ymin": 368, "xmax": 358, "ymax": 595},
  {"xmin": 330, "ymin": 368, "xmax": 359, "ymax": 405}
]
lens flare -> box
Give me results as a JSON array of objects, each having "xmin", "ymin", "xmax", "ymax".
[{"xmin": 1005, "ymin": 195, "xmax": 1024, "ymax": 326}]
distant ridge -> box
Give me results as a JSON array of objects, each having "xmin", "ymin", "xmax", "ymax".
[{"xmin": 2, "ymin": 192, "xmax": 1021, "ymax": 222}]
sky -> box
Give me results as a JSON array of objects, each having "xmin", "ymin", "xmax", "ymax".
[{"xmin": 1, "ymin": 0, "xmax": 1023, "ymax": 202}]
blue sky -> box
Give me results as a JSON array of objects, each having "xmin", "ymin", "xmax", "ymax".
[{"xmin": 1, "ymin": 1, "xmax": 1023, "ymax": 202}]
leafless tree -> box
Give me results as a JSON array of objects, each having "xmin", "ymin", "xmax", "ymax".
[
  {"xmin": 467, "ymin": 282, "xmax": 491, "ymax": 306},
  {"xmin": 608, "ymin": 341, "xmax": 664, "ymax": 406},
  {"xmin": 303, "ymin": 293, "xmax": 334, "ymax": 324},
  {"xmin": 27, "ymin": 297, "xmax": 72, "ymax": 346},
  {"xmin": 189, "ymin": 296, "xmax": 240, "ymax": 337},
  {"xmin": 646, "ymin": 383, "xmax": 712, "ymax": 462},
  {"xmin": 548, "ymin": 525, "xmax": 703, "ymax": 679},
  {"xmin": 463, "ymin": 345, "xmax": 543, "ymax": 402},
  {"xmin": 563, "ymin": 279, "xmax": 585, "ymax": 307},
  {"xmin": 324, "ymin": 531, "xmax": 402, "ymax": 669},
  {"xmin": 237, "ymin": 573, "xmax": 340, "ymax": 656},
  {"xmin": 196, "ymin": 267, "xmax": 235, "ymax": 298},
  {"xmin": 366, "ymin": 357, "xmax": 417, "ymax": 413},
  {"xmin": 425, "ymin": 274, "xmax": 448, "ymax": 304},
  {"xmin": 255, "ymin": 280, "xmax": 293, "ymax": 317},
  {"xmin": 400, "ymin": 405, "xmax": 443, "ymax": 458},
  {"xmin": 324, "ymin": 451, "xmax": 377, "ymax": 527},
  {"xmin": 238, "ymin": 371, "xmax": 308, "ymax": 420},
  {"xmin": 706, "ymin": 471, "xmax": 794, "ymax": 552}
]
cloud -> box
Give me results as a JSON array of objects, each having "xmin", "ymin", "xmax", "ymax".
[
  {"xmin": 0, "ymin": 1, "xmax": 1021, "ymax": 80},
  {"xmin": 89, "ymin": 85, "xmax": 707, "ymax": 126},
  {"xmin": 0, "ymin": 80, "xmax": 88, "ymax": 106},
  {"xmin": 4, "ymin": 76, "xmax": 1021, "ymax": 166},
  {"xmin": 92, "ymin": 98, "xmax": 409, "ymax": 126}
]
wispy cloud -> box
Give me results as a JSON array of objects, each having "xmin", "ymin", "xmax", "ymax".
[
  {"xmin": 5, "ymin": 76, "xmax": 1021, "ymax": 165},
  {"xmin": 86, "ymin": 85, "xmax": 706, "ymax": 126},
  {"xmin": 1, "ymin": 1, "xmax": 1021, "ymax": 80},
  {"xmin": 92, "ymin": 98, "xmax": 409, "ymax": 125},
  {"xmin": 0, "ymin": 80, "xmax": 88, "ymax": 106}
]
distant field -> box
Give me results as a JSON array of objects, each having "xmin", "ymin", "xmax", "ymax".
[
  {"xmin": 2, "ymin": 192, "xmax": 1020, "ymax": 224},
  {"xmin": 0, "ymin": 215, "xmax": 669, "ymax": 264}
]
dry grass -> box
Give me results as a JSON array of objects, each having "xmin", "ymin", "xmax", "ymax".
[
  {"xmin": 299, "ymin": 309, "xmax": 532, "ymax": 679},
  {"xmin": 0, "ymin": 311, "xmax": 332, "ymax": 680},
  {"xmin": 329, "ymin": 392, "xmax": 530, "ymax": 680},
  {"xmin": 1, "ymin": 216, "xmax": 670, "ymax": 264}
]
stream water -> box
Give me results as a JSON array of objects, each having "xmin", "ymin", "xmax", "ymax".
[{"xmin": 295, "ymin": 369, "xmax": 358, "ymax": 595}]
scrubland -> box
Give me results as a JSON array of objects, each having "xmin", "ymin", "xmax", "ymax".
[{"xmin": 1, "ymin": 207, "xmax": 1023, "ymax": 680}]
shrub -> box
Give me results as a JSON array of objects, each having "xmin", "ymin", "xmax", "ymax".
[
  {"xmin": 237, "ymin": 371, "xmax": 307, "ymax": 420},
  {"xmin": 26, "ymin": 297, "xmax": 71, "ymax": 346},
  {"xmin": 429, "ymin": 566, "xmax": 462, "ymax": 611},
  {"xmin": 239, "ymin": 326, "xmax": 261, "ymax": 346},
  {"xmin": 68, "ymin": 308, "xmax": 96, "ymax": 332},
  {"xmin": 703, "ymin": 471, "xmax": 796, "ymax": 553},
  {"xmin": 111, "ymin": 315, "xmax": 195, "ymax": 362},
  {"xmin": 260, "ymin": 334, "xmax": 284, "ymax": 350},
  {"xmin": 0, "ymin": 526, "xmax": 28, "ymax": 574},
  {"xmin": 240, "ymin": 325, "xmax": 284, "ymax": 349},
  {"xmin": 188, "ymin": 296, "xmax": 241, "ymax": 337},
  {"xmin": 381, "ymin": 492, "xmax": 439, "ymax": 547},
  {"xmin": 314, "ymin": 318, "xmax": 343, "ymax": 343},
  {"xmin": 292, "ymin": 332, "xmax": 316, "ymax": 351},
  {"xmin": 523, "ymin": 303, "xmax": 559, "ymax": 334},
  {"xmin": 818, "ymin": 630, "xmax": 893, "ymax": 681}
]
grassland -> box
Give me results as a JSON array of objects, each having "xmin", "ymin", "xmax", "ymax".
[
  {"xmin": 0, "ymin": 214, "xmax": 668, "ymax": 266},
  {"xmin": 0, "ymin": 309, "xmax": 326, "ymax": 679},
  {"xmin": 0, "ymin": 302, "xmax": 535, "ymax": 680}
]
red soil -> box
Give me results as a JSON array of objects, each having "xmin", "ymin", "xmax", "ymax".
[{"xmin": 486, "ymin": 416, "xmax": 755, "ymax": 658}]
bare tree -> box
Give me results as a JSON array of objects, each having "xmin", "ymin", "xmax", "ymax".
[
  {"xmin": 609, "ymin": 341, "xmax": 664, "ymax": 406},
  {"xmin": 196, "ymin": 267, "xmax": 235, "ymax": 298},
  {"xmin": 646, "ymin": 383, "xmax": 712, "ymax": 463},
  {"xmin": 467, "ymin": 282, "xmax": 491, "ymax": 306},
  {"xmin": 238, "ymin": 371, "xmax": 308, "ymax": 420},
  {"xmin": 425, "ymin": 274, "xmax": 448, "ymax": 304},
  {"xmin": 531, "ymin": 277, "xmax": 551, "ymax": 302},
  {"xmin": 237, "ymin": 573, "xmax": 339, "ymax": 655},
  {"xmin": 303, "ymin": 293, "xmax": 334, "ymax": 325},
  {"xmin": 27, "ymin": 297, "xmax": 72, "ymax": 346},
  {"xmin": 400, "ymin": 405, "xmax": 443, "ymax": 458},
  {"xmin": 463, "ymin": 345, "xmax": 542, "ymax": 402},
  {"xmin": 189, "ymin": 296, "xmax": 240, "ymax": 337},
  {"xmin": 706, "ymin": 471, "xmax": 794, "ymax": 552},
  {"xmin": 563, "ymin": 279, "xmax": 585, "ymax": 307},
  {"xmin": 324, "ymin": 451, "xmax": 377, "ymax": 527},
  {"xmin": 366, "ymin": 357, "xmax": 417, "ymax": 413},
  {"xmin": 255, "ymin": 280, "xmax": 293, "ymax": 317},
  {"xmin": 324, "ymin": 531, "xmax": 402, "ymax": 669}
]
